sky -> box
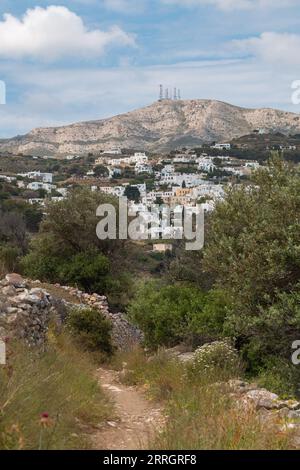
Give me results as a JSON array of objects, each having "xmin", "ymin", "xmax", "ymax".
[{"xmin": 0, "ymin": 0, "xmax": 300, "ymax": 137}]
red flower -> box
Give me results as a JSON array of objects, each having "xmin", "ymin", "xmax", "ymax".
[{"xmin": 40, "ymin": 412, "xmax": 53, "ymax": 428}]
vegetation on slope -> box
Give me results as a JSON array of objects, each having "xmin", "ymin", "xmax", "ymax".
[
  {"xmin": 127, "ymin": 155, "xmax": 300, "ymax": 397},
  {"xmin": 113, "ymin": 348, "xmax": 290, "ymax": 450},
  {"xmin": 0, "ymin": 333, "xmax": 112, "ymax": 450}
]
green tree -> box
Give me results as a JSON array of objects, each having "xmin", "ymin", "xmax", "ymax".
[
  {"xmin": 124, "ymin": 185, "xmax": 140, "ymax": 203},
  {"xmin": 59, "ymin": 250, "xmax": 110, "ymax": 293},
  {"xmin": 22, "ymin": 188, "xmax": 132, "ymax": 307},
  {"xmin": 38, "ymin": 188, "xmax": 47, "ymax": 199},
  {"xmin": 155, "ymin": 196, "xmax": 164, "ymax": 205},
  {"xmin": 203, "ymin": 154, "xmax": 300, "ymax": 370},
  {"xmin": 35, "ymin": 187, "xmax": 119, "ymax": 254},
  {"xmin": 94, "ymin": 165, "xmax": 109, "ymax": 178}
]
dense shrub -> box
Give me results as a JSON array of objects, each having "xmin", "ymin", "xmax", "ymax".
[
  {"xmin": 190, "ymin": 289, "xmax": 228, "ymax": 339},
  {"xmin": 66, "ymin": 307, "xmax": 114, "ymax": 356},
  {"xmin": 190, "ymin": 340, "xmax": 242, "ymax": 380},
  {"xmin": 59, "ymin": 251, "xmax": 110, "ymax": 292},
  {"xmin": 0, "ymin": 245, "xmax": 20, "ymax": 274},
  {"xmin": 255, "ymin": 356, "xmax": 300, "ymax": 399},
  {"xmin": 127, "ymin": 281, "xmax": 226, "ymax": 348}
]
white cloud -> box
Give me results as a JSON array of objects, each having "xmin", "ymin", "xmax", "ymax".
[
  {"xmin": 162, "ymin": 0, "xmax": 298, "ymax": 10},
  {"xmin": 0, "ymin": 6, "xmax": 136, "ymax": 61},
  {"xmin": 231, "ymin": 32, "xmax": 300, "ymax": 65}
]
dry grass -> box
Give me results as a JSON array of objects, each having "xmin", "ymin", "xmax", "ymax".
[
  {"xmin": 0, "ymin": 333, "xmax": 112, "ymax": 450},
  {"xmin": 112, "ymin": 348, "xmax": 292, "ymax": 450}
]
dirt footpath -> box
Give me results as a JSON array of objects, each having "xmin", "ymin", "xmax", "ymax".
[{"xmin": 92, "ymin": 368, "xmax": 165, "ymax": 450}]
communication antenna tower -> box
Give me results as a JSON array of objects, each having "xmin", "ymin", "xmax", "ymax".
[{"xmin": 159, "ymin": 84, "xmax": 163, "ymax": 101}]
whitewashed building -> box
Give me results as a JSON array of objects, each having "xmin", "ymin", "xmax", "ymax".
[
  {"xmin": 135, "ymin": 162, "xmax": 153, "ymax": 175},
  {"xmin": 212, "ymin": 143, "xmax": 231, "ymax": 150},
  {"xmin": 19, "ymin": 171, "xmax": 53, "ymax": 183},
  {"xmin": 27, "ymin": 182, "xmax": 56, "ymax": 193}
]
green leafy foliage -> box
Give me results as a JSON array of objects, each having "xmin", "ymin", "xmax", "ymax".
[
  {"xmin": 124, "ymin": 185, "xmax": 140, "ymax": 202},
  {"xmin": 93, "ymin": 164, "xmax": 109, "ymax": 177},
  {"xmin": 22, "ymin": 187, "xmax": 133, "ymax": 309},
  {"xmin": 59, "ymin": 250, "xmax": 110, "ymax": 292},
  {"xmin": 67, "ymin": 307, "xmax": 114, "ymax": 356},
  {"xmin": 203, "ymin": 154, "xmax": 300, "ymax": 384},
  {"xmin": 128, "ymin": 281, "xmax": 226, "ymax": 348},
  {"xmin": 0, "ymin": 245, "xmax": 20, "ymax": 274}
]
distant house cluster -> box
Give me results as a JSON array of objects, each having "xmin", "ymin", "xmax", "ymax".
[{"xmin": 1, "ymin": 140, "xmax": 263, "ymax": 254}]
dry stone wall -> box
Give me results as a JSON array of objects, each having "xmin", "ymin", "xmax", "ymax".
[
  {"xmin": 50, "ymin": 282, "xmax": 143, "ymax": 350},
  {"xmin": 0, "ymin": 273, "xmax": 142, "ymax": 350}
]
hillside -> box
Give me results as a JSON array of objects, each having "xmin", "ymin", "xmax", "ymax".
[{"xmin": 1, "ymin": 99, "xmax": 300, "ymax": 155}]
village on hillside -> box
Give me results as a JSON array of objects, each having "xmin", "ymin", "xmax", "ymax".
[
  {"xmin": 0, "ymin": 139, "xmax": 265, "ymax": 250},
  {"xmin": 2, "ymin": 128, "xmax": 300, "ymax": 251}
]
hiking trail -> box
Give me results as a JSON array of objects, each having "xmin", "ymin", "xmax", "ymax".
[{"xmin": 92, "ymin": 367, "xmax": 165, "ymax": 450}]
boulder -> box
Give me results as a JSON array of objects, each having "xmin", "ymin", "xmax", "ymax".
[
  {"xmin": 5, "ymin": 273, "xmax": 26, "ymax": 288},
  {"xmin": 2, "ymin": 285, "xmax": 17, "ymax": 297},
  {"xmin": 244, "ymin": 389, "xmax": 285, "ymax": 410},
  {"xmin": 176, "ymin": 352, "xmax": 196, "ymax": 363}
]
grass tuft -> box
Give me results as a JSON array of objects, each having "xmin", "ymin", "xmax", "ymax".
[
  {"xmin": 0, "ymin": 333, "xmax": 112, "ymax": 450},
  {"xmin": 113, "ymin": 348, "xmax": 292, "ymax": 450}
]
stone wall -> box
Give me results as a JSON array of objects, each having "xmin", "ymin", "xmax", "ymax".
[
  {"xmin": 0, "ymin": 273, "xmax": 142, "ymax": 350},
  {"xmin": 0, "ymin": 274, "xmax": 61, "ymax": 346},
  {"xmin": 49, "ymin": 282, "xmax": 143, "ymax": 350}
]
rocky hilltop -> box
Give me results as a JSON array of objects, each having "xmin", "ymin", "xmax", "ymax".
[{"xmin": 1, "ymin": 99, "xmax": 300, "ymax": 155}]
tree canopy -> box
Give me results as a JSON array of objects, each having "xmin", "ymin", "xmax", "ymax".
[{"xmin": 203, "ymin": 154, "xmax": 300, "ymax": 369}]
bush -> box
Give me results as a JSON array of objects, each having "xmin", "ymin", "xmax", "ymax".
[
  {"xmin": 22, "ymin": 244, "xmax": 132, "ymax": 310},
  {"xmin": 0, "ymin": 245, "xmax": 20, "ymax": 274},
  {"xmin": 255, "ymin": 356, "xmax": 300, "ymax": 399},
  {"xmin": 66, "ymin": 307, "xmax": 114, "ymax": 357},
  {"xmin": 128, "ymin": 282, "xmax": 228, "ymax": 348},
  {"xmin": 104, "ymin": 272, "xmax": 134, "ymax": 312},
  {"xmin": 21, "ymin": 233, "xmax": 67, "ymax": 281},
  {"xmin": 59, "ymin": 250, "xmax": 110, "ymax": 293},
  {"xmin": 237, "ymin": 289, "xmax": 300, "ymax": 383},
  {"xmin": 190, "ymin": 340, "xmax": 242, "ymax": 380},
  {"xmin": 190, "ymin": 289, "xmax": 228, "ymax": 340},
  {"xmin": 127, "ymin": 281, "xmax": 208, "ymax": 348}
]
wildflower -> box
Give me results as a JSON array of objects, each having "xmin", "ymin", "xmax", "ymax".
[{"xmin": 39, "ymin": 412, "xmax": 53, "ymax": 428}]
